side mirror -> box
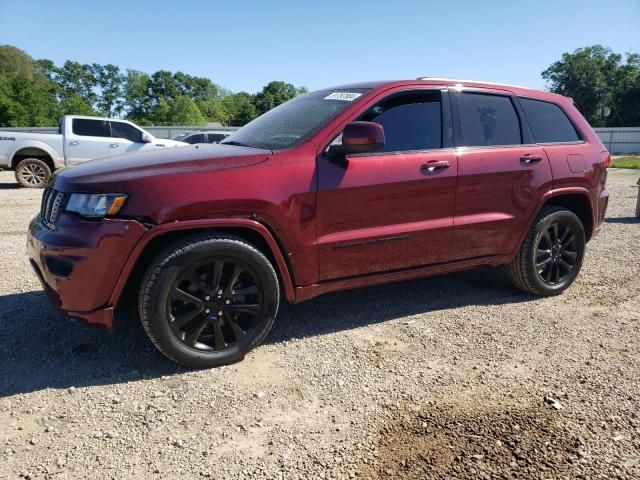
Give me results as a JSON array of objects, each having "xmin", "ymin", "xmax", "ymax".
[
  {"xmin": 331, "ymin": 121, "xmax": 385, "ymax": 156},
  {"xmin": 141, "ymin": 133, "xmax": 152, "ymax": 143}
]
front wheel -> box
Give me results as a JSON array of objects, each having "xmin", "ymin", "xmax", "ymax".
[
  {"xmin": 139, "ymin": 234, "xmax": 280, "ymax": 368},
  {"xmin": 15, "ymin": 158, "xmax": 52, "ymax": 188},
  {"xmin": 506, "ymin": 206, "xmax": 586, "ymax": 296}
]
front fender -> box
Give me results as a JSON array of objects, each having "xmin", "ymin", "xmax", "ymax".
[{"xmin": 109, "ymin": 218, "xmax": 296, "ymax": 306}]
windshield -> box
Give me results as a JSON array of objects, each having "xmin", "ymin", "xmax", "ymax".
[{"xmin": 221, "ymin": 89, "xmax": 371, "ymax": 150}]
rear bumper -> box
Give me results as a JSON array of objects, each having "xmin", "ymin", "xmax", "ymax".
[
  {"xmin": 592, "ymin": 187, "xmax": 609, "ymax": 238},
  {"xmin": 26, "ymin": 215, "xmax": 147, "ymax": 328}
]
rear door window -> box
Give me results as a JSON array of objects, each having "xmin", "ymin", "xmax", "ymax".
[
  {"xmin": 72, "ymin": 119, "xmax": 110, "ymax": 137},
  {"xmin": 519, "ymin": 98, "xmax": 580, "ymax": 143},
  {"xmin": 456, "ymin": 93, "xmax": 521, "ymax": 147}
]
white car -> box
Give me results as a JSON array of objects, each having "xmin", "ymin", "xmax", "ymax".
[{"xmin": 0, "ymin": 115, "xmax": 187, "ymax": 188}]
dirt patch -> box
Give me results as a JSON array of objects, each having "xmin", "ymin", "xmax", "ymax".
[{"xmin": 361, "ymin": 401, "xmax": 584, "ymax": 479}]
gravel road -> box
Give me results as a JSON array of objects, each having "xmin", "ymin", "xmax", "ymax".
[{"xmin": 0, "ymin": 169, "xmax": 638, "ymax": 479}]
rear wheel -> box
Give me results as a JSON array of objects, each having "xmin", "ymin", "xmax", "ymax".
[
  {"xmin": 506, "ymin": 206, "xmax": 586, "ymax": 296},
  {"xmin": 139, "ymin": 234, "xmax": 279, "ymax": 368},
  {"xmin": 15, "ymin": 158, "xmax": 51, "ymax": 188}
]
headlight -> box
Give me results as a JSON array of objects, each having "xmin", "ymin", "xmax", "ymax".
[{"xmin": 65, "ymin": 193, "xmax": 128, "ymax": 218}]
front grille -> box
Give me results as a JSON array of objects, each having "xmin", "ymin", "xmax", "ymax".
[{"xmin": 40, "ymin": 188, "xmax": 66, "ymax": 229}]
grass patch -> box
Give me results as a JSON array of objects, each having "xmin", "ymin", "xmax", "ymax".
[{"xmin": 610, "ymin": 156, "xmax": 640, "ymax": 169}]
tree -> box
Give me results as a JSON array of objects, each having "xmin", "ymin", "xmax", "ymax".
[
  {"xmin": 542, "ymin": 45, "xmax": 640, "ymax": 127},
  {"xmin": 168, "ymin": 96, "xmax": 206, "ymax": 125},
  {"xmin": 124, "ymin": 69, "xmax": 153, "ymax": 123},
  {"xmin": 253, "ymin": 81, "xmax": 304, "ymax": 115},
  {"xmin": 93, "ymin": 63, "xmax": 125, "ymax": 117},
  {"xmin": 55, "ymin": 60, "xmax": 98, "ymax": 108},
  {"xmin": 223, "ymin": 92, "xmax": 258, "ymax": 126},
  {"xmin": 0, "ymin": 45, "xmax": 59, "ymax": 126},
  {"xmin": 197, "ymin": 98, "xmax": 228, "ymax": 125},
  {"xmin": 0, "ymin": 44, "xmax": 309, "ymax": 127}
]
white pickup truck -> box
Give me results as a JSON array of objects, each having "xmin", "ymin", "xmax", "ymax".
[{"xmin": 0, "ymin": 115, "xmax": 186, "ymax": 188}]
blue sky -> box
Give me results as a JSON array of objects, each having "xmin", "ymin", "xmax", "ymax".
[{"xmin": 1, "ymin": 0, "xmax": 638, "ymax": 93}]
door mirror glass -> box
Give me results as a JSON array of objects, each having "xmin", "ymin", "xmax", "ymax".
[{"xmin": 332, "ymin": 121, "xmax": 385, "ymax": 156}]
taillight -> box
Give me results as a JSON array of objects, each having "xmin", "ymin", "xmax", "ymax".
[{"xmin": 602, "ymin": 151, "xmax": 611, "ymax": 168}]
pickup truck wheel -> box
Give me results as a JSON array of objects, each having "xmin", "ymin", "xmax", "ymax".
[
  {"xmin": 506, "ymin": 206, "xmax": 585, "ymax": 296},
  {"xmin": 15, "ymin": 158, "xmax": 51, "ymax": 188},
  {"xmin": 139, "ymin": 234, "xmax": 280, "ymax": 368}
]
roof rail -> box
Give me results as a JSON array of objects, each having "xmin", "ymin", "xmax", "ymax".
[{"xmin": 416, "ymin": 77, "xmax": 532, "ymax": 90}]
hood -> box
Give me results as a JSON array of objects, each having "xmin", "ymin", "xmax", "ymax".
[
  {"xmin": 155, "ymin": 139, "xmax": 188, "ymax": 147},
  {"xmin": 53, "ymin": 143, "xmax": 272, "ymax": 192}
]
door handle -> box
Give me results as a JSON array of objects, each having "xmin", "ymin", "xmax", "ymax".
[
  {"xmin": 110, "ymin": 143, "xmax": 119, "ymax": 148},
  {"xmin": 421, "ymin": 160, "xmax": 450, "ymax": 172},
  {"xmin": 520, "ymin": 154, "xmax": 543, "ymax": 165},
  {"xmin": 70, "ymin": 141, "xmax": 79, "ymax": 146}
]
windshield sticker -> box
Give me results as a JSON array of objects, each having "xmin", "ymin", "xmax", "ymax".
[{"xmin": 324, "ymin": 92, "xmax": 362, "ymax": 101}]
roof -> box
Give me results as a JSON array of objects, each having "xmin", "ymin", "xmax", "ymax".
[{"xmin": 322, "ymin": 78, "xmax": 565, "ymax": 102}]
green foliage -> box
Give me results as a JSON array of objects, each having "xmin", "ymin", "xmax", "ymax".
[
  {"xmin": 254, "ymin": 81, "xmax": 303, "ymax": 115},
  {"xmin": 223, "ymin": 92, "xmax": 258, "ymax": 126},
  {"xmin": 543, "ymin": 45, "xmax": 640, "ymax": 127},
  {"xmin": 0, "ymin": 45, "xmax": 59, "ymax": 127},
  {"xmin": 610, "ymin": 156, "xmax": 640, "ymax": 169},
  {"xmin": 0, "ymin": 44, "xmax": 308, "ymax": 127}
]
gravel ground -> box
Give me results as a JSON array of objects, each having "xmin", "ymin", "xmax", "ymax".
[{"xmin": 0, "ymin": 169, "xmax": 638, "ymax": 479}]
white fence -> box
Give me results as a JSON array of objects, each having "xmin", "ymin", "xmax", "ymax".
[
  {"xmin": 2, "ymin": 126, "xmax": 639, "ymax": 154},
  {"xmin": 593, "ymin": 128, "xmax": 640, "ymax": 155}
]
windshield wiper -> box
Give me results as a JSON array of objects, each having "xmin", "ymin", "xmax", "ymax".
[{"xmin": 220, "ymin": 140, "xmax": 252, "ymax": 148}]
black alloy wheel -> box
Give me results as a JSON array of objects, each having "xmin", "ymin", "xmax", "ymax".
[
  {"xmin": 505, "ymin": 206, "xmax": 586, "ymax": 296},
  {"xmin": 534, "ymin": 221, "xmax": 580, "ymax": 286},
  {"xmin": 168, "ymin": 258, "xmax": 263, "ymax": 351},
  {"xmin": 140, "ymin": 234, "xmax": 279, "ymax": 368}
]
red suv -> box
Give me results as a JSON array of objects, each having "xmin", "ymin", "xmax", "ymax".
[{"xmin": 27, "ymin": 78, "xmax": 609, "ymax": 367}]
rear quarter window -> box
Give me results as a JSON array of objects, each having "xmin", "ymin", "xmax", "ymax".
[{"xmin": 519, "ymin": 97, "xmax": 580, "ymax": 143}]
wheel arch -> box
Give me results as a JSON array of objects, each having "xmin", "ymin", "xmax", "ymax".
[
  {"xmin": 542, "ymin": 192, "xmax": 594, "ymax": 241},
  {"xmin": 516, "ymin": 189, "xmax": 595, "ymax": 255},
  {"xmin": 111, "ymin": 218, "xmax": 296, "ymax": 310},
  {"xmin": 11, "ymin": 145, "xmax": 56, "ymax": 172}
]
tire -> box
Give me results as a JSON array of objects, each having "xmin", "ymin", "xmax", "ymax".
[
  {"xmin": 139, "ymin": 234, "xmax": 280, "ymax": 368},
  {"xmin": 506, "ymin": 206, "xmax": 586, "ymax": 296},
  {"xmin": 15, "ymin": 158, "xmax": 52, "ymax": 188}
]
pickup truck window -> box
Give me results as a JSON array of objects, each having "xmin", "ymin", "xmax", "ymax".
[
  {"xmin": 208, "ymin": 133, "xmax": 227, "ymax": 143},
  {"xmin": 72, "ymin": 119, "xmax": 110, "ymax": 138},
  {"xmin": 221, "ymin": 89, "xmax": 370, "ymax": 150},
  {"xmin": 110, "ymin": 121, "xmax": 143, "ymax": 143}
]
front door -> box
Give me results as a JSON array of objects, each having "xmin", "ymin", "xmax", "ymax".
[{"xmin": 316, "ymin": 89, "xmax": 457, "ymax": 281}]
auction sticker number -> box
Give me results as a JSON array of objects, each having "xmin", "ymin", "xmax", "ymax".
[{"xmin": 324, "ymin": 92, "xmax": 362, "ymax": 101}]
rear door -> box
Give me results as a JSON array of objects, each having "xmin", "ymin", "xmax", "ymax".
[
  {"xmin": 316, "ymin": 89, "xmax": 457, "ymax": 280},
  {"xmin": 65, "ymin": 118, "xmax": 114, "ymax": 165},
  {"xmin": 450, "ymin": 90, "xmax": 553, "ymax": 260}
]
